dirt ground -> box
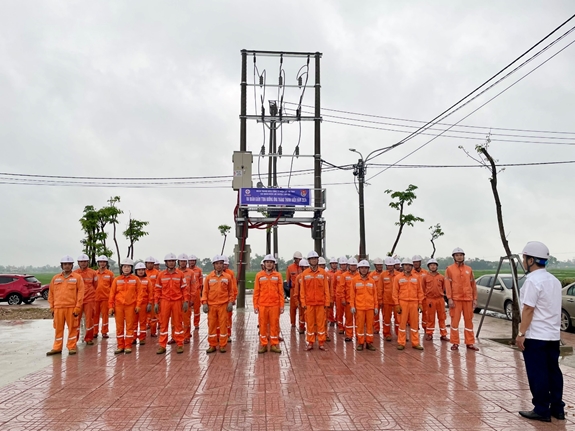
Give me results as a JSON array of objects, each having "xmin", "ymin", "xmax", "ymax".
[{"xmin": 0, "ymin": 307, "xmax": 52, "ymax": 321}]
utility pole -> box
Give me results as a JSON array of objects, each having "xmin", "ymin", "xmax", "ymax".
[
  {"xmin": 313, "ymin": 52, "xmax": 323, "ymax": 255},
  {"xmin": 237, "ymin": 49, "xmax": 248, "ymax": 309},
  {"xmin": 356, "ymin": 158, "xmax": 366, "ymax": 260}
]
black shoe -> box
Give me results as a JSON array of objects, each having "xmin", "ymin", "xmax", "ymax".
[
  {"xmin": 551, "ymin": 411, "xmax": 565, "ymax": 420},
  {"xmin": 518, "ymin": 410, "xmax": 551, "ymax": 422}
]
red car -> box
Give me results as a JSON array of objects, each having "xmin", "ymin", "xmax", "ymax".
[{"xmin": 0, "ymin": 274, "xmax": 42, "ymax": 305}]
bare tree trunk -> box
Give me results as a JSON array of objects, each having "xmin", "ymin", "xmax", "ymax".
[
  {"xmin": 479, "ymin": 147, "xmax": 520, "ymax": 342},
  {"xmin": 389, "ymin": 203, "xmax": 404, "ymax": 256},
  {"xmin": 221, "ymin": 235, "xmax": 227, "ymax": 255},
  {"xmin": 430, "ymin": 239, "xmax": 436, "ymax": 258},
  {"xmin": 113, "ymin": 222, "xmax": 121, "ymax": 267}
]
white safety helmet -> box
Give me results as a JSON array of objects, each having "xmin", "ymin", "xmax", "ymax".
[
  {"xmin": 60, "ymin": 255, "xmax": 75, "ymax": 264},
  {"xmin": 164, "ymin": 253, "xmax": 177, "ymax": 261},
  {"xmin": 427, "ymin": 259, "xmax": 438, "ymax": 267},
  {"xmin": 307, "ymin": 250, "xmax": 319, "ymax": 259},
  {"xmin": 212, "ymin": 255, "xmax": 224, "ymax": 263},
  {"xmin": 121, "ymin": 258, "xmax": 134, "ymax": 266},
  {"xmin": 260, "ymin": 259, "xmax": 265, "ymax": 266},
  {"xmin": 299, "ymin": 259, "xmax": 309, "ymax": 267},
  {"xmin": 372, "ymin": 257, "xmax": 384, "ymax": 265},
  {"xmin": 188, "ymin": 254, "xmax": 198, "ymax": 261},
  {"xmin": 412, "ymin": 255, "xmax": 423, "ymax": 262},
  {"xmin": 263, "ymin": 254, "xmax": 276, "ymax": 263},
  {"xmin": 293, "ymin": 251, "xmax": 303, "ymax": 259},
  {"xmin": 154, "ymin": 259, "xmax": 160, "ymax": 265},
  {"xmin": 522, "ymin": 241, "xmax": 549, "ymax": 261},
  {"xmin": 318, "ymin": 257, "xmax": 326, "ymax": 265},
  {"xmin": 402, "ymin": 258, "xmax": 413, "ymax": 266},
  {"xmin": 394, "ymin": 258, "xmax": 401, "ymax": 265},
  {"xmin": 144, "ymin": 256, "xmax": 156, "ymax": 263},
  {"xmin": 134, "ymin": 262, "xmax": 146, "ymax": 270},
  {"xmin": 384, "ymin": 257, "xmax": 395, "ymax": 266},
  {"xmin": 223, "ymin": 256, "xmax": 230, "ymax": 264},
  {"xmin": 77, "ymin": 254, "xmax": 89, "ymax": 262},
  {"xmin": 96, "ymin": 255, "xmax": 108, "ymax": 262},
  {"xmin": 177, "ymin": 253, "xmax": 189, "ymax": 261},
  {"xmin": 329, "ymin": 257, "xmax": 338, "ymax": 264},
  {"xmin": 338, "ymin": 256, "xmax": 348, "ymax": 265},
  {"xmin": 452, "ymin": 247, "xmax": 465, "ymax": 255},
  {"xmin": 347, "ymin": 257, "xmax": 358, "ymax": 266},
  {"xmin": 357, "ymin": 260, "xmax": 370, "ymax": 268}
]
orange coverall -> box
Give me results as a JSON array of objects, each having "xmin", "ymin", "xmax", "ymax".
[
  {"xmin": 370, "ymin": 270, "xmax": 383, "ymax": 332},
  {"xmin": 109, "ymin": 274, "xmax": 142, "ymax": 350},
  {"xmin": 334, "ymin": 269, "xmax": 345, "ymax": 331},
  {"xmin": 74, "ymin": 267, "xmax": 97, "ymax": 342},
  {"xmin": 48, "ymin": 272, "xmax": 85, "ymax": 352},
  {"xmin": 155, "ymin": 269, "xmax": 189, "ymax": 348},
  {"xmin": 202, "ymin": 271, "xmax": 233, "ymax": 348},
  {"xmin": 225, "ymin": 268, "xmax": 238, "ymax": 338},
  {"xmin": 351, "ymin": 274, "xmax": 378, "ymax": 345},
  {"xmin": 179, "ymin": 268, "xmax": 197, "ymax": 341},
  {"xmin": 393, "ymin": 272, "xmax": 424, "ymax": 347},
  {"xmin": 423, "ymin": 272, "xmax": 447, "ymax": 338},
  {"xmin": 338, "ymin": 270, "xmax": 358, "ymax": 338},
  {"xmin": 191, "ymin": 265, "xmax": 203, "ymax": 328},
  {"xmin": 94, "ymin": 268, "xmax": 114, "ymax": 337},
  {"xmin": 326, "ymin": 269, "xmax": 337, "ymax": 324},
  {"xmin": 253, "ymin": 270, "xmax": 284, "ymax": 346},
  {"xmin": 377, "ymin": 270, "xmax": 398, "ymax": 338},
  {"xmin": 286, "ymin": 263, "xmax": 300, "ymax": 326},
  {"xmin": 445, "ymin": 263, "xmax": 477, "ymax": 345},
  {"xmin": 133, "ymin": 276, "xmax": 153, "ymax": 342},
  {"xmin": 145, "ymin": 268, "xmax": 160, "ymax": 335},
  {"xmin": 294, "ymin": 273, "xmax": 306, "ymax": 331},
  {"xmin": 300, "ymin": 268, "xmax": 330, "ymax": 346},
  {"xmin": 415, "ymin": 268, "xmax": 429, "ymax": 329}
]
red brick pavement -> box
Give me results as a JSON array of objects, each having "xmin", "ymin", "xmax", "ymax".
[{"xmin": 1, "ymin": 311, "xmax": 575, "ymax": 430}]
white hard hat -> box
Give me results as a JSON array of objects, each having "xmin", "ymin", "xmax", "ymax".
[
  {"xmin": 329, "ymin": 257, "xmax": 338, "ymax": 263},
  {"xmin": 299, "ymin": 259, "xmax": 309, "ymax": 267},
  {"xmin": 121, "ymin": 258, "xmax": 134, "ymax": 266},
  {"xmin": 260, "ymin": 259, "xmax": 265, "ymax": 266},
  {"xmin": 77, "ymin": 254, "xmax": 89, "ymax": 262},
  {"xmin": 307, "ymin": 251, "xmax": 319, "ymax": 259},
  {"xmin": 144, "ymin": 256, "xmax": 156, "ymax": 263},
  {"xmin": 263, "ymin": 254, "xmax": 276, "ymax": 263},
  {"xmin": 188, "ymin": 254, "xmax": 198, "ymax": 261},
  {"xmin": 60, "ymin": 255, "xmax": 75, "ymax": 264},
  {"xmin": 384, "ymin": 257, "xmax": 395, "ymax": 266},
  {"xmin": 373, "ymin": 257, "xmax": 384, "ymax": 265},
  {"xmin": 394, "ymin": 258, "xmax": 401, "ymax": 265},
  {"xmin": 348, "ymin": 257, "xmax": 358, "ymax": 266},
  {"xmin": 134, "ymin": 262, "xmax": 146, "ymax": 270},
  {"xmin": 164, "ymin": 253, "xmax": 177, "ymax": 261},
  {"xmin": 338, "ymin": 257, "xmax": 348, "ymax": 265},
  {"xmin": 212, "ymin": 255, "xmax": 224, "ymax": 263},
  {"xmin": 427, "ymin": 259, "xmax": 438, "ymax": 266},
  {"xmin": 357, "ymin": 260, "xmax": 370, "ymax": 268},
  {"xmin": 177, "ymin": 253, "xmax": 189, "ymax": 261},
  {"xmin": 402, "ymin": 258, "xmax": 413, "ymax": 266},
  {"xmin": 223, "ymin": 256, "xmax": 230, "ymax": 264},
  {"xmin": 522, "ymin": 241, "xmax": 550, "ymax": 260},
  {"xmin": 318, "ymin": 257, "xmax": 326, "ymax": 265},
  {"xmin": 154, "ymin": 259, "xmax": 160, "ymax": 265},
  {"xmin": 96, "ymin": 255, "xmax": 108, "ymax": 262},
  {"xmin": 452, "ymin": 247, "xmax": 465, "ymax": 255},
  {"xmin": 293, "ymin": 251, "xmax": 303, "ymax": 259},
  {"xmin": 412, "ymin": 255, "xmax": 423, "ymax": 262}
]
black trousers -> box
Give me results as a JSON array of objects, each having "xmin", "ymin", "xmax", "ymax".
[{"xmin": 522, "ymin": 338, "xmax": 564, "ymax": 416}]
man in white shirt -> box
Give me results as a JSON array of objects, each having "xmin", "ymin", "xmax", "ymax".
[{"xmin": 516, "ymin": 241, "xmax": 564, "ymax": 423}]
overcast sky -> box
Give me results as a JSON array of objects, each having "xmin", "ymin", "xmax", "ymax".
[{"xmin": 1, "ymin": 1, "xmax": 574, "ymax": 267}]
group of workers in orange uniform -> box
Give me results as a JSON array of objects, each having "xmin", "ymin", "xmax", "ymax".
[
  {"xmin": 46, "ymin": 253, "xmax": 238, "ymax": 356},
  {"xmin": 284, "ymin": 247, "xmax": 479, "ymax": 352}
]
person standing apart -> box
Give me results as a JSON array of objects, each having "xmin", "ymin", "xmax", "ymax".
[
  {"xmin": 517, "ymin": 241, "xmax": 564, "ymax": 423},
  {"xmin": 254, "ymin": 254, "xmax": 284, "ymax": 354}
]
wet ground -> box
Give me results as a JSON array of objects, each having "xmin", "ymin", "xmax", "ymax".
[{"xmin": 0, "ymin": 306, "xmax": 574, "ymax": 430}]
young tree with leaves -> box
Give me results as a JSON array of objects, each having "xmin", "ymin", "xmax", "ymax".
[
  {"xmin": 218, "ymin": 225, "xmax": 231, "ymax": 255},
  {"xmin": 385, "ymin": 184, "xmax": 425, "ymax": 256},
  {"xmin": 124, "ymin": 217, "xmax": 150, "ymax": 259},
  {"xmin": 103, "ymin": 196, "xmax": 123, "ymax": 265},
  {"xmin": 429, "ymin": 224, "xmax": 444, "ymax": 258}
]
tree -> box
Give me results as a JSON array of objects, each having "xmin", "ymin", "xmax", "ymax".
[
  {"xmin": 218, "ymin": 224, "xmax": 232, "ymax": 255},
  {"xmin": 103, "ymin": 196, "xmax": 123, "ymax": 266},
  {"xmin": 79, "ymin": 205, "xmax": 112, "ymax": 266},
  {"xmin": 123, "ymin": 216, "xmax": 149, "ymax": 259},
  {"xmin": 429, "ymin": 224, "xmax": 444, "ymax": 258},
  {"xmin": 460, "ymin": 135, "xmax": 520, "ymax": 341},
  {"xmin": 384, "ymin": 184, "xmax": 425, "ymax": 256}
]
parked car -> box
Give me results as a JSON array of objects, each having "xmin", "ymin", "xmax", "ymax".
[
  {"xmin": 474, "ymin": 274, "xmax": 526, "ymax": 320},
  {"xmin": 561, "ymin": 282, "xmax": 575, "ymax": 331},
  {"xmin": 40, "ymin": 284, "xmax": 50, "ymax": 300},
  {"xmin": 0, "ymin": 274, "xmax": 42, "ymax": 305}
]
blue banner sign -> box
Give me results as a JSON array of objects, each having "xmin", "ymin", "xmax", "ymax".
[{"xmin": 240, "ymin": 188, "xmax": 311, "ymax": 206}]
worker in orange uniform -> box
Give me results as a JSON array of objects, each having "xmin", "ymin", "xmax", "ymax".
[
  {"xmin": 294, "ymin": 259, "xmax": 309, "ymax": 334},
  {"xmin": 412, "ymin": 255, "xmax": 428, "ymax": 330},
  {"xmin": 108, "ymin": 258, "xmax": 142, "ymax": 354},
  {"xmin": 339, "ymin": 257, "xmax": 358, "ymax": 342},
  {"xmin": 154, "ymin": 259, "xmax": 161, "ymax": 271},
  {"xmin": 286, "ymin": 251, "xmax": 303, "ymax": 328},
  {"xmin": 94, "ymin": 255, "xmax": 114, "ymax": 339},
  {"xmin": 393, "ymin": 258, "xmax": 424, "ymax": 351},
  {"xmin": 370, "ymin": 258, "xmax": 384, "ymax": 334},
  {"xmin": 154, "ymin": 253, "xmax": 190, "ymax": 355},
  {"xmin": 75, "ymin": 254, "xmax": 98, "ymax": 346},
  {"xmin": 326, "ymin": 257, "xmax": 338, "ymax": 328},
  {"xmin": 379, "ymin": 257, "xmax": 398, "ymax": 341},
  {"xmin": 202, "ymin": 255, "xmax": 234, "ymax": 353},
  {"xmin": 300, "ymin": 251, "xmax": 330, "ymax": 351},
  {"xmin": 445, "ymin": 247, "xmax": 479, "ymax": 351},
  {"xmin": 176, "ymin": 253, "xmax": 196, "ymax": 344},
  {"xmin": 144, "ymin": 256, "xmax": 160, "ymax": 337},
  {"xmin": 254, "ymin": 254, "xmax": 284, "ymax": 354},
  {"xmin": 134, "ymin": 262, "xmax": 153, "ymax": 345},
  {"xmin": 318, "ymin": 257, "xmax": 333, "ymax": 342},
  {"xmin": 394, "ymin": 258, "xmax": 401, "ymax": 272},
  {"xmin": 46, "ymin": 255, "xmax": 85, "ymax": 356},
  {"xmin": 188, "ymin": 254, "xmax": 203, "ymax": 330},
  {"xmin": 423, "ymin": 259, "xmax": 448, "ymax": 341},
  {"xmin": 335, "ymin": 257, "xmax": 348, "ymax": 334},
  {"xmin": 352, "ymin": 260, "xmax": 378, "ymax": 351},
  {"xmin": 223, "ymin": 256, "xmax": 238, "ymax": 342}
]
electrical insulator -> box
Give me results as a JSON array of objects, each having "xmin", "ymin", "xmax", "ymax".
[
  {"xmin": 260, "ymin": 145, "xmax": 265, "ymax": 156},
  {"xmin": 278, "ymin": 146, "xmax": 282, "ymax": 156},
  {"xmin": 259, "ymin": 75, "xmax": 264, "ymax": 86},
  {"xmin": 278, "ymin": 76, "xmax": 283, "ymax": 86},
  {"xmin": 295, "ymin": 146, "xmax": 300, "ymax": 157},
  {"xmin": 298, "ymin": 76, "xmax": 302, "ymax": 87}
]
